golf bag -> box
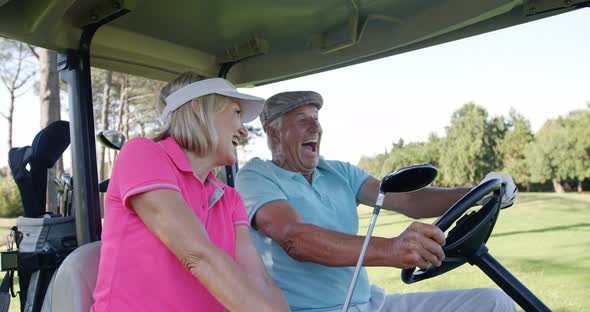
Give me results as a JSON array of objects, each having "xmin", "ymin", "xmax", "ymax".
[{"xmin": 0, "ymin": 121, "xmax": 77, "ymax": 312}]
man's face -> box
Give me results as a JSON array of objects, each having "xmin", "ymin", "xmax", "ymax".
[{"xmin": 273, "ymin": 104, "xmax": 322, "ymax": 174}]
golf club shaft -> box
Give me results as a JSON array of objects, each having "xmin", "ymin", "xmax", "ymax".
[{"xmin": 341, "ymin": 213, "xmax": 379, "ymax": 312}]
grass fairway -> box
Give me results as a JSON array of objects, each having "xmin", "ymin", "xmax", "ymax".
[
  {"xmin": 360, "ymin": 192, "xmax": 590, "ymax": 312},
  {"xmin": 1, "ymin": 193, "xmax": 588, "ymax": 311}
]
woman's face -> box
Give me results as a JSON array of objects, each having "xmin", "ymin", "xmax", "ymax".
[{"xmin": 213, "ymin": 100, "xmax": 247, "ymax": 165}]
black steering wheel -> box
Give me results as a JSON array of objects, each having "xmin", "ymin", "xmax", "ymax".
[{"xmin": 401, "ymin": 178, "xmax": 505, "ymax": 284}]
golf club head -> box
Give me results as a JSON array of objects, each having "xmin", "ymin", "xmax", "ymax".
[
  {"xmin": 62, "ymin": 173, "xmax": 73, "ymax": 188},
  {"xmin": 96, "ymin": 130, "xmax": 126, "ymax": 151},
  {"xmin": 380, "ymin": 164, "xmax": 438, "ymax": 193},
  {"xmin": 52, "ymin": 178, "xmax": 65, "ymax": 192}
]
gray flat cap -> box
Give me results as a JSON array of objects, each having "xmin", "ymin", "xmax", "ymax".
[{"xmin": 260, "ymin": 91, "xmax": 323, "ymax": 129}]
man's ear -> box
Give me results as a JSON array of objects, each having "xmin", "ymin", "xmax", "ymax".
[
  {"xmin": 190, "ymin": 98, "xmax": 199, "ymax": 109},
  {"xmin": 267, "ymin": 126, "xmax": 279, "ymax": 143}
]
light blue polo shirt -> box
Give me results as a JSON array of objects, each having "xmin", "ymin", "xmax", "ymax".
[{"xmin": 236, "ymin": 157, "xmax": 371, "ymax": 312}]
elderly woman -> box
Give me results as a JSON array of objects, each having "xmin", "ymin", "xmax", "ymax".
[{"xmin": 91, "ymin": 72, "xmax": 289, "ymax": 311}]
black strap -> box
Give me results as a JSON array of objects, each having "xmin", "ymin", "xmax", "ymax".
[
  {"xmin": 2, "ymin": 253, "xmax": 64, "ymax": 274},
  {"xmin": 0, "ymin": 271, "xmax": 16, "ymax": 298},
  {"xmin": 10, "ymin": 227, "xmax": 22, "ymax": 250},
  {"xmin": 0, "ymin": 272, "xmax": 9, "ymax": 294},
  {"xmin": 8, "ymin": 272, "xmax": 15, "ymax": 298}
]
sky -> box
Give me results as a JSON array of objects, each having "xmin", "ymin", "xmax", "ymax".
[{"xmin": 1, "ymin": 8, "xmax": 589, "ymax": 168}]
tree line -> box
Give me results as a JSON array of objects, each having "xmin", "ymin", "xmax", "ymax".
[
  {"xmin": 358, "ymin": 102, "xmax": 590, "ymax": 192},
  {"xmin": 1, "ymin": 37, "xmax": 64, "ymax": 213},
  {"xmin": 89, "ymin": 69, "xmax": 262, "ymax": 182},
  {"xmin": 2, "ymin": 36, "xmax": 587, "ymax": 214},
  {"xmin": 1, "ymin": 37, "xmax": 263, "ymax": 214},
  {"xmin": 90, "ymin": 69, "xmax": 164, "ymax": 182}
]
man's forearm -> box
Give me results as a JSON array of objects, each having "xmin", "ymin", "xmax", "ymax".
[
  {"xmin": 383, "ymin": 187, "xmax": 470, "ymax": 218},
  {"xmin": 279, "ymin": 222, "xmax": 393, "ymax": 267}
]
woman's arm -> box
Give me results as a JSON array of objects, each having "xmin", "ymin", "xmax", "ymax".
[
  {"xmin": 130, "ymin": 189, "xmax": 288, "ymax": 312},
  {"xmin": 234, "ymin": 226, "xmax": 289, "ymax": 310}
]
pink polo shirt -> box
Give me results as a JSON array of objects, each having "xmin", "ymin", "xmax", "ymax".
[{"xmin": 91, "ymin": 137, "xmax": 249, "ymax": 312}]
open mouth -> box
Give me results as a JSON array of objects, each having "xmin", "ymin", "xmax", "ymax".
[
  {"xmin": 302, "ymin": 140, "xmax": 318, "ymax": 153},
  {"xmin": 232, "ymin": 136, "xmax": 240, "ymax": 147}
]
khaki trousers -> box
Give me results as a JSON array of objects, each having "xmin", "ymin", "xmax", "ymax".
[{"xmin": 328, "ymin": 285, "xmax": 516, "ymax": 312}]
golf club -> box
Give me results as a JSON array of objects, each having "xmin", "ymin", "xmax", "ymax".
[
  {"xmin": 62, "ymin": 173, "xmax": 73, "ymax": 216},
  {"xmin": 96, "ymin": 130, "xmax": 126, "ymax": 151},
  {"xmin": 95, "ymin": 129, "xmax": 127, "ymax": 193},
  {"xmin": 52, "ymin": 178, "xmax": 66, "ymax": 215},
  {"xmin": 341, "ymin": 164, "xmax": 438, "ymax": 312}
]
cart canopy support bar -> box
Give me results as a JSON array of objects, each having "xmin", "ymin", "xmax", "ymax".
[{"xmin": 58, "ymin": 9, "xmax": 130, "ymax": 245}]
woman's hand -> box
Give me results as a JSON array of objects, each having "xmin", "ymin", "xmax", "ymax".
[{"xmin": 235, "ymin": 226, "xmax": 289, "ymax": 311}]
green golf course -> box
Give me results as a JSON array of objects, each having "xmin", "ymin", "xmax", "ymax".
[
  {"xmin": 361, "ymin": 192, "xmax": 590, "ymax": 312},
  {"xmin": 2, "ymin": 192, "xmax": 588, "ymax": 312}
]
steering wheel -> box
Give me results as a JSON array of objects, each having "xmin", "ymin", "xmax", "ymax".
[{"xmin": 401, "ymin": 178, "xmax": 505, "ymax": 284}]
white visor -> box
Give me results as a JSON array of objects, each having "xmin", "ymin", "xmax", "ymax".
[{"xmin": 161, "ymin": 78, "xmax": 264, "ymax": 123}]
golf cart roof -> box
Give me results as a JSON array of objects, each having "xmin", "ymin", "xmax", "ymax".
[{"xmin": 1, "ymin": 0, "xmax": 586, "ymax": 85}]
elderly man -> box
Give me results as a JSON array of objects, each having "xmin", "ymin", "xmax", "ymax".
[{"xmin": 235, "ymin": 91, "xmax": 517, "ymax": 312}]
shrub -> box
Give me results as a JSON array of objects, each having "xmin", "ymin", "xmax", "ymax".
[{"xmin": 0, "ymin": 177, "xmax": 23, "ymax": 217}]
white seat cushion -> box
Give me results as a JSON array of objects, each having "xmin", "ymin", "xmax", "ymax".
[{"xmin": 43, "ymin": 241, "xmax": 101, "ymax": 312}]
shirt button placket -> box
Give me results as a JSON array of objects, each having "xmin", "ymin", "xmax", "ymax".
[{"xmin": 202, "ymin": 188, "xmax": 209, "ymax": 226}]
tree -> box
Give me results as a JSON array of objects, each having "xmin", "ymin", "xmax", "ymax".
[
  {"xmin": 89, "ymin": 70, "xmax": 266, "ymax": 183},
  {"xmin": 122, "ymin": 75, "xmax": 163, "ymax": 138},
  {"xmin": 561, "ymin": 108, "xmax": 590, "ymax": 192},
  {"xmin": 498, "ymin": 109, "xmax": 534, "ymax": 191},
  {"xmin": 439, "ymin": 103, "xmax": 506, "ymax": 186},
  {"xmin": 571, "ymin": 105, "xmax": 590, "ymax": 192},
  {"xmin": 423, "ymin": 133, "xmax": 444, "ymax": 183},
  {"xmin": 113, "ymin": 74, "xmax": 127, "ymax": 137},
  {"xmin": 97, "ymin": 70, "xmax": 113, "ymax": 181},
  {"xmin": 37, "ymin": 48, "xmax": 64, "ymax": 212},
  {"xmin": 526, "ymin": 120, "xmax": 569, "ymax": 192},
  {"xmin": 0, "ymin": 38, "xmax": 37, "ymax": 151},
  {"xmin": 93, "ymin": 72, "xmax": 163, "ymax": 175},
  {"xmin": 483, "ymin": 115, "xmax": 508, "ymax": 172},
  {"xmin": 380, "ymin": 141, "xmax": 408, "ymax": 178},
  {"xmin": 380, "ymin": 141, "xmax": 438, "ymax": 178},
  {"xmin": 358, "ymin": 151, "xmax": 388, "ymax": 177}
]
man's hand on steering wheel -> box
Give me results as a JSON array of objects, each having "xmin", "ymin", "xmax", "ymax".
[
  {"xmin": 389, "ymin": 222, "xmax": 446, "ymax": 270},
  {"xmin": 477, "ymin": 172, "xmax": 518, "ymax": 209}
]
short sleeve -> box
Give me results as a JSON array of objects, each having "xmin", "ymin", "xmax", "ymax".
[
  {"xmin": 231, "ymin": 192, "xmax": 250, "ymax": 228},
  {"xmin": 235, "ymin": 159, "xmax": 287, "ymax": 225},
  {"xmin": 328, "ymin": 160, "xmax": 370, "ymax": 198},
  {"xmin": 110, "ymin": 137, "xmax": 181, "ymax": 209}
]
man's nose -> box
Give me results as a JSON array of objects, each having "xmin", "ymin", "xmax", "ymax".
[
  {"xmin": 308, "ymin": 119, "xmax": 321, "ymax": 133},
  {"xmin": 238, "ymin": 124, "xmax": 248, "ymax": 137}
]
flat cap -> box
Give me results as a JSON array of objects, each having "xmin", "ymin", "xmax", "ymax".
[{"xmin": 260, "ymin": 91, "xmax": 323, "ymax": 129}]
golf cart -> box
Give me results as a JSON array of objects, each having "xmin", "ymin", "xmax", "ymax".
[{"xmin": 0, "ymin": 1, "xmax": 587, "ymax": 311}]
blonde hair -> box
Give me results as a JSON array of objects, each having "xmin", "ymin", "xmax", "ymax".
[{"xmin": 154, "ymin": 71, "xmax": 230, "ymax": 156}]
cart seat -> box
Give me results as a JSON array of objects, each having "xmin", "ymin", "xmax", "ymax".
[{"xmin": 42, "ymin": 241, "xmax": 101, "ymax": 312}]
